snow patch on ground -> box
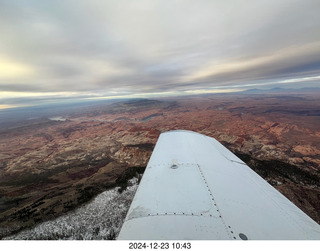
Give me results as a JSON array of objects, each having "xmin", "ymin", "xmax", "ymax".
[{"xmin": 5, "ymin": 178, "xmax": 139, "ymax": 240}]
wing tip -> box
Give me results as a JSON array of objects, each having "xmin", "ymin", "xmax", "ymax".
[{"xmin": 161, "ymin": 129, "xmax": 215, "ymax": 139}]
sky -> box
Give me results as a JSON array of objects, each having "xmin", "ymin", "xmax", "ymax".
[{"xmin": 0, "ymin": 0, "xmax": 320, "ymax": 109}]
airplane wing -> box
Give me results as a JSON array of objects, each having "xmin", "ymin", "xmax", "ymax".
[{"xmin": 117, "ymin": 130, "xmax": 320, "ymax": 240}]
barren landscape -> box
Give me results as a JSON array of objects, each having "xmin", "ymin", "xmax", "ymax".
[{"xmin": 0, "ymin": 92, "xmax": 320, "ymax": 239}]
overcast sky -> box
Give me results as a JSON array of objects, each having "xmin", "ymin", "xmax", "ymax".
[{"xmin": 0, "ymin": 0, "xmax": 320, "ymax": 109}]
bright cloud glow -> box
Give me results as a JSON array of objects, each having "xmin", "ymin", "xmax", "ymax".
[
  {"xmin": 0, "ymin": 0, "xmax": 319, "ymax": 109},
  {"xmin": 0, "ymin": 56, "xmax": 36, "ymax": 81}
]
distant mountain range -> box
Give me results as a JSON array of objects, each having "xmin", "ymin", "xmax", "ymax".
[{"xmin": 241, "ymin": 87, "xmax": 320, "ymax": 94}]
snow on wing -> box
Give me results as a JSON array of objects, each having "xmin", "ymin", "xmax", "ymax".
[{"xmin": 117, "ymin": 130, "xmax": 320, "ymax": 240}]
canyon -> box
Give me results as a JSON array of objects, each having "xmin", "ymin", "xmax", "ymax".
[{"xmin": 0, "ymin": 92, "xmax": 319, "ymax": 238}]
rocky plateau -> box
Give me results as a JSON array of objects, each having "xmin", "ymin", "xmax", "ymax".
[{"xmin": 0, "ymin": 93, "xmax": 319, "ymax": 238}]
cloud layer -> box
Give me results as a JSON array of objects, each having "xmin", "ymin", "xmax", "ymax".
[{"xmin": 0, "ymin": 0, "xmax": 320, "ymax": 106}]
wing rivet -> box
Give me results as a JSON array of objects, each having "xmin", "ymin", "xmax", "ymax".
[{"xmin": 239, "ymin": 233, "xmax": 248, "ymax": 240}]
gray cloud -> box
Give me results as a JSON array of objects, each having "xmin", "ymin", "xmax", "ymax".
[{"xmin": 0, "ymin": 0, "xmax": 320, "ymax": 107}]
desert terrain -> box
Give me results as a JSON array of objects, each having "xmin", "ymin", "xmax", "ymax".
[{"xmin": 0, "ymin": 92, "xmax": 320, "ymax": 238}]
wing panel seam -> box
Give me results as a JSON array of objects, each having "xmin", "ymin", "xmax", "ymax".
[
  {"xmin": 125, "ymin": 213, "xmax": 220, "ymax": 223},
  {"xmin": 196, "ymin": 164, "xmax": 237, "ymax": 240}
]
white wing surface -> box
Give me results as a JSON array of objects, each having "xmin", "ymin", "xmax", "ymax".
[{"xmin": 117, "ymin": 130, "xmax": 320, "ymax": 240}]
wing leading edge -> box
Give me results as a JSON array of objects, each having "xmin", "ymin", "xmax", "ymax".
[{"xmin": 118, "ymin": 130, "xmax": 320, "ymax": 240}]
